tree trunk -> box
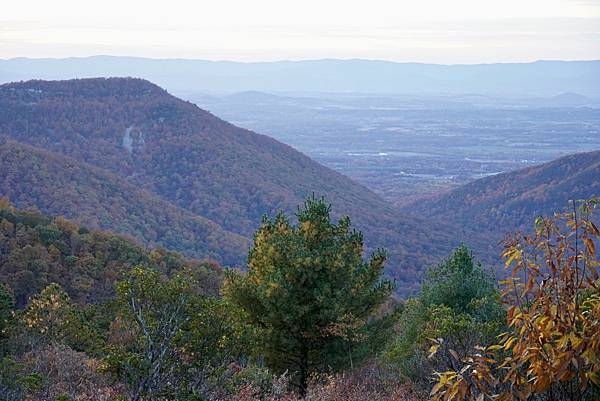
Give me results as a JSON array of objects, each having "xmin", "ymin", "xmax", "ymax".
[{"xmin": 298, "ymin": 342, "xmax": 309, "ymax": 398}]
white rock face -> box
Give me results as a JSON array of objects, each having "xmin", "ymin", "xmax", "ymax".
[
  {"xmin": 122, "ymin": 126, "xmax": 147, "ymax": 155},
  {"xmin": 122, "ymin": 126, "xmax": 134, "ymax": 153}
]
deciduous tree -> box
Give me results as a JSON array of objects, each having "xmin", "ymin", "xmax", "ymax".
[{"xmin": 431, "ymin": 200, "xmax": 600, "ymax": 401}]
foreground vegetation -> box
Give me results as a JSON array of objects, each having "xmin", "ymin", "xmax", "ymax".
[{"xmin": 0, "ymin": 196, "xmax": 598, "ymax": 400}]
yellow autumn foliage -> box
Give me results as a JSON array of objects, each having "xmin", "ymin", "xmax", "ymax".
[{"xmin": 431, "ymin": 199, "xmax": 600, "ymax": 401}]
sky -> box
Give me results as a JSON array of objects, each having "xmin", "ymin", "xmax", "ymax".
[{"xmin": 1, "ymin": 0, "xmax": 600, "ymax": 63}]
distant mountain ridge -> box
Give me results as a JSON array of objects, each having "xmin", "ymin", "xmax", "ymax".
[
  {"xmin": 0, "ymin": 77, "xmax": 463, "ymax": 294},
  {"xmin": 1, "ymin": 56, "xmax": 599, "ymax": 96}
]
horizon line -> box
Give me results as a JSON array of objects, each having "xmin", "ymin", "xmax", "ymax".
[{"xmin": 3, "ymin": 55, "xmax": 600, "ymax": 66}]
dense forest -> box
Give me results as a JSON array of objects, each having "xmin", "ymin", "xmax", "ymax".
[
  {"xmin": 0, "ymin": 78, "xmax": 464, "ymax": 294},
  {"xmin": 0, "ymin": 141, "xmax": 247, "ymax": 266},
  {"xmin": 0, "ymin": 197, "xmax": 598, "ymax": 401},
  {"xmin": 0, "ymin": 199, "xmax": 223, "ymax": 307}
]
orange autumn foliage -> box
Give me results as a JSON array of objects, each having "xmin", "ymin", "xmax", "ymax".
[{"xmin": 431, "ymin": 199, "xmax": 600, "ymax": 401}]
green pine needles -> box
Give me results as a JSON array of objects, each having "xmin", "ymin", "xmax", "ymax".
[{"xmin": 223, "ymin": 196, "xmax": 396, "ymax": 394}]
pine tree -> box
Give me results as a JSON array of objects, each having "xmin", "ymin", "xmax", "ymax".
[{"xmin": 223, "ymin": 196, "xmax": 396, "ymax": 394}]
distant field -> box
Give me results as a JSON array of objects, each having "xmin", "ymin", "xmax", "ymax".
[{"xmin": 188, "ymin": 92, "xmax": 600, "ymax": 205}]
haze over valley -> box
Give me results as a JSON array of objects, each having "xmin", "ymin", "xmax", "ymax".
[{"xmin": 189, "ymin": 90, "xmax": 600, "ymax": 204}]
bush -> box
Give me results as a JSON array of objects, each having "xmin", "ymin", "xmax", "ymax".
[
  {"xmin": 224, "ymin": 364, "xmax": 424, "ymax": 401},
  {"xmin": 21, "ymin": 344, "xmax": 123, "ymax": 401}
]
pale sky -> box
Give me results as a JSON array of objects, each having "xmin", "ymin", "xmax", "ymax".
[{"xmin": 1, "ymin": 0, "xmax": 600, "ymax": 63}]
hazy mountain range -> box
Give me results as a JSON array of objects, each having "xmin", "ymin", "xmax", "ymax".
[{"xmin": 1, "ymin": 56, "xmax": 599, "ymax": 96}]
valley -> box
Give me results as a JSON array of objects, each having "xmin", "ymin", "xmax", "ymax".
[
  {"xmin": 0, "ymin": 78, "xmax": 464, "ymax": 295},
  {"xmin": 187, "ymin": 91, "xmax": 600, "ymax": 205}
]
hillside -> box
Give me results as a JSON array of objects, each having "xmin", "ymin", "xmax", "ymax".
[
  {"xmin": 0, "ymin": 141, "xmax": 247, "ymax": 266},
  {"xmin": 402, "ymin": 150, "xmax": 600, "ymax": 242},
  {"xmin": 0, "ymin": 200, "xmax": 223, "ymax": 307},
  {"xmin": 0, "ymin": 78, "xmax": 462, "ymax": 294}
]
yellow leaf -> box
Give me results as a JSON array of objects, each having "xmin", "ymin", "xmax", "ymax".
[
  {"xmin": 430, "ymin": 381, "xmax": 444, "ymax": 395},
  {"xmin": 429, "ymin": 344, "xmax": 440, "ymax": 359},
  {"xmin": 584, "ymin": 237, "xmax": 595, "ymax": 256}
]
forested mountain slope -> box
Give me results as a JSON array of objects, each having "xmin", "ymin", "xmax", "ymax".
[
  {"xmin": 402, "ymin": 150, "xmax": 600, "ymax": 241},
  {"xmin": 0, "ymin": 141, "xmax": 247, "ymax": 266},
  {"xmin": 0, "ymin": 78, "xmax": 461, "ymax": 293},
  {"xmin": 0, "ymin": 200, "xmax": 223, "ymax": 307}
]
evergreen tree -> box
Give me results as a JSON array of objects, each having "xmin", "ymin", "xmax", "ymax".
[
  {"xmin": 420, "ymin": 245, "xmax": 499, "ymax": 315},
  {"xmin": 385, "ymin": 246, "xmax": 503, "ymax": 388},
  {"xmin": 223, "ymin": 196, "xmax": 396, "ymax": 394}
]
